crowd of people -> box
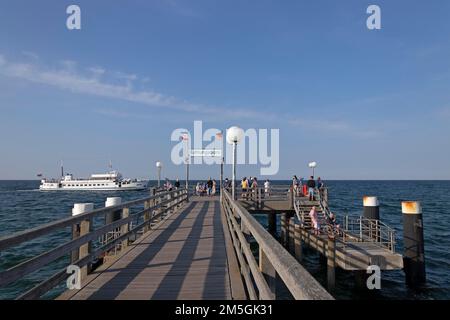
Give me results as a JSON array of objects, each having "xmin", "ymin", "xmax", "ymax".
[
  {"xmin": 291, "ymin": 175, "xmax": 324, "ymax": 201},
  {"xmin": 195, "ymin": 178, "xmax": 217, "ymax": 196},
  {"xmin": 161, "ymin": 174, "xmax": 337, "ymax": 236}
]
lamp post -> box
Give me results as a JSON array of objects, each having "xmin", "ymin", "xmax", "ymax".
[
  {"xmin": 308, "ymin": 161, "xmax": 317, "ymax": 177},
  {"xmin": 156, "ymin": 161, "xmax": 163, "ymax": 188},
  {"xmin": 226, "ymin": 126, "xmax": 244, "ymax": 200}
]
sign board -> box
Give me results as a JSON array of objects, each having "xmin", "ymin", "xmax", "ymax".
[{"xmin": 190, "ymin": 149, "xmax": 222, "ymax": 158}]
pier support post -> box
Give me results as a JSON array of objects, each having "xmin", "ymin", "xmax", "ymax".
[
  {"xmin": 105, "ymin": 197, "xmax": 122, "ymax": 250},
  {"xmin": 327, "ymin": 235, "xmax": 336, "ymax": 291},
  {"xmin": 268, "ymin": 212, "xmax": 277, "ymax": 237},
  {"xmin": 71, "ymin": 203, "xmax": 94, "ymax": 280},
  {"xmin": 363, "ymin": 196, "xmax": 380, "ymax": 241},
  {"xmin": 289, "ymin": 217, "xmax": 295, "ymax": 253},
  {"xmin": 402, "ymin": 201, "xmax": 426, "ymax": 286},
  {"xmin": 280, "ymin": 213, "xmax": 287, "ymax": 246},
  {"xmin": 294, "ymin": 223, "xmax": 303, "ymax": 262},
  {"xmin": 259, "ymin": 247, "xmax": 276, "ymax": 299}
]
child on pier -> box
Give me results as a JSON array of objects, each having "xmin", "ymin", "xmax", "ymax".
[{"xmin": 309, "ymin": 206, "xmax": 320, "ymax": 235}]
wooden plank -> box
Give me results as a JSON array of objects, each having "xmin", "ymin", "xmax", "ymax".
[{"xmin": 63, "ymin": 198, "xmax": 232, "ymax": 300}]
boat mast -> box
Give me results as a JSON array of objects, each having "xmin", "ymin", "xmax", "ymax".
[{"xmin": 61, "ymin": 160, "xmax": 64, "ymax": 177}]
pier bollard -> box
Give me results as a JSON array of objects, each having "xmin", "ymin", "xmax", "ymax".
[
  {"xmin": 327, "ymin": 235, "xmax": 336, "ymax": 291},
  {"xmin": 363, "ymin": 196, "xmax": 380, "ymax": 241},
  {"xmin": 289, "ymin": 217, "xmax": 295, "ymax": 253},
  {"xmin": 71, "ymin": 203, "xmax": 94, "ymax": 279},
  {"xmin": 280, "ymin": 213, "xmax": 287, "ymax": 246},
  {"xmin": 104, "ymin": 197, "xmax": 122, "ymax": 255},
  {"xmin": 294, "ymin": 223, "xmax": 303, "ymax": 262},
  {"xmin": 105, "ymin": 197, "xmax": 122, "ymax": 224},
  {"xmin": 402, "ymin": 201, "xmax": 426, "ymax": 286}
]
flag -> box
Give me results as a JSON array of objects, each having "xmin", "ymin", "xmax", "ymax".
[
  {"xmin": 37, "ymin": 173, "xmax": 43, "ymax": 177},
  {"xmin": 180, "ymin": 132, "xmax": 189, "ymax": 141}
]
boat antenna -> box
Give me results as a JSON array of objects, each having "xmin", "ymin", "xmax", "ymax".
[
  {"xmin": 109, "ymin": 160, "xmax": 113, "ymax": 171},
  {"xmin": 60, "ymin": 160, "xmax": 64, "ymax": 177}
]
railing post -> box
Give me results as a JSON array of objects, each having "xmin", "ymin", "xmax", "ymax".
[
  {"xmin": 121, "ymin": 207, "xmax": 130, "ymax": 250},
  {"xmin": 144, "ymin": 199, "xmax": 151, "ymax": 233},
  {"xmin": 258, "ymin": 247, "xmax": 276, "ymax": 299},
  {"xmin": 289, "ymin": 217, "xmax": 295, "ymax": 254},
  {"xmin": 327, "ymin": 235, "xmax": 336, "ymax": 291},
  {"xmin": 71, "ymin": 203, "xmax": 94, "ymax": 280},
  {"xmin": 294, "ymin": 223, "xmax": 303, "ymax": 262}
]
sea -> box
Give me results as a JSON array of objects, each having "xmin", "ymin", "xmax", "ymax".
[{"xmin": 0, "ymin": 180, "xmax": 449, "ymax": 300}]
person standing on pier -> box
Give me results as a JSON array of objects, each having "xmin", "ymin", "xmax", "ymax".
[
  {"xmin": 212, "ymin": 179, "xmax": 217, "ymax": 195},
  {"xmin": 317, "ymin": 177, "xmax": 323, "ymax": 189},
  {"xmin": 241, "ymin": 177, "xmax": 249, "ymax": 199},
  {"xmin": 307, "ymin": 176, "xmax": 316, "ymax": 201},
  {"xmin": 207, "ymin": 177, "xmax": 213, "ymax": 196},
  {"xmin": 224, "ymin": 178, "xmax": 231, "ymax": 191},
  {"xmin": 309, "ymin": 206, "xmax": 320, "ymax": 235},
  {"xmin": 174, "ymin": 178, "xmax": 180, "ymax": 189},
  {"xmin": 251, "ymin": 177, "xmax": 258, "ymax": 199},
  {"xmin": 293, "ymin": 175, "xmax": 300, "ymax": 196},
  {"xmin": 264, "ymin": 179, "xmax": 271, "ymax": 196}
]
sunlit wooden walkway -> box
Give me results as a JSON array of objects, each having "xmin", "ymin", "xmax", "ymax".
[{"xmin": 59, "ymin": 197, "xmax": 236, "ymax": 300}]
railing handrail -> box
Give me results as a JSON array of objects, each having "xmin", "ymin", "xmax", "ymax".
[
  {"xmin": 340, "ymin": 215, "xmax": 396, "ymax": 252},
  {"xmin": 0, "ymin": 188, "xmax": 188, "ymax": 299},
  {"xmin": 222, "ymin": 189, "xmax": 333, "ymax": 300},
  {"xmin": 0, "ymin": 188, "xmax": 184, "ymax": 251}
]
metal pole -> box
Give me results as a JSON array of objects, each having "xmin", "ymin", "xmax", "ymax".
[
  {"xmin": 157, "ymin": 167, "xmax": 161, "ymax": 188},
  {"xmin": 232, "ymin": 142, "xmax": 237, "ymax": 200},
  {"xmin": 186, "ymin": 159, "xmax": 189, "ymax": 201},
  {"xmin": 220, "ymin": 157, "xmax": 224, "ymax": 202}
]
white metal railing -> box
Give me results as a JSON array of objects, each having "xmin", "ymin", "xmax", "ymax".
[{"xmin": 340, "ymin": 216, "xmax": 396, "ymax": 252}]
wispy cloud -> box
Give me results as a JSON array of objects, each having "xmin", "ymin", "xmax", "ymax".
[{"xmin": 0, "ymin": 53, "xmax": 380, "ymax": 138}]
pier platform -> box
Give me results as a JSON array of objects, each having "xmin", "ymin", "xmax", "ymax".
[{"xmin": 58, "ymin": 197, "xmax": 237, "ymax": 300}]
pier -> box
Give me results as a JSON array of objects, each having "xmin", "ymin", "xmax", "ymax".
[{"xmin": 0, "ymin": 183, "xmax": 422, "ymax": 300}]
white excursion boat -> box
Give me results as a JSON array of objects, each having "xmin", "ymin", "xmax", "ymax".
[{"xmin": 39, "ymin": 170, "xmax": 148, "ymax": 191}]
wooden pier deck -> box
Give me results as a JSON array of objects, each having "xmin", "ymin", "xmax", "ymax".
[{"xmin": 59, "ymin": 197, "xmax": 235, "ymax": 300}]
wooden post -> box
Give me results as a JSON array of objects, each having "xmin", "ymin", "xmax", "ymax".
[
  {"xmin": 121, "ymin": 207, "xmax": 130, "ymax": 250},
  {"xmin": 143, "ymin": 200, "xmax": 150, "ymax": 233},
  {"xmin": 281, "ymin": 213, "xmax": 287, "ymax": 246},
  {"xmin": 268, "ymin": 212, "xmax": 277, "ymax": 237},
  {"xmin": 289, "ymin": 217, "xmax": 295, "ymax": 254},
  {"xmin": 327, "ymin": 235, "xmax": 336, "ymax": 291},
  {"xmin": 71, "ymin": 203, "xmax": 94, "ymax": 278},
  {"xmin": 259, "ymin": 247, "xmax": 276, "ymax": 299},
  {"xmin": 294, "ymin": 223, "xmax": 303, "ymax": 262},
  {"xmin": 402, "ymin": 201, "xmax": 426, "ymax": 286}
]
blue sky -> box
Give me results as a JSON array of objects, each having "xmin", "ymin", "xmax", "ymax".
[{"xmin": 0, "ymin": 0, "xmax": 450, "ymax": 180}]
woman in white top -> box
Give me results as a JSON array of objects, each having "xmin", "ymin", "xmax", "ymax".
[{"xmin": 264, "ymin": 180, "xmax": 270, "ymax": 196}]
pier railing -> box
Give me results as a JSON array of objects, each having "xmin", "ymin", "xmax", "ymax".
[
  {"xmin": 0, "ymin": 188, "xmax": 188, "ymax": 299},
  {"xmin": 341, "ymin": 216, "xmax": 396, "ymax": 252},
  {"xmin": 221, "ymin": 189, "xmax": 333, "ymax": 300}
]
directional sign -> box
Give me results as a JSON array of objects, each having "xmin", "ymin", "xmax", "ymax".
[{"xmin": 190, "ymin": 149, "xmax": 222, "ymax": 157}]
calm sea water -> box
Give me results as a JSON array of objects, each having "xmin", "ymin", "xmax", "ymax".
[{"xmin": 0, "ymin": 180, "xmax": 449, "ymax": 300}]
